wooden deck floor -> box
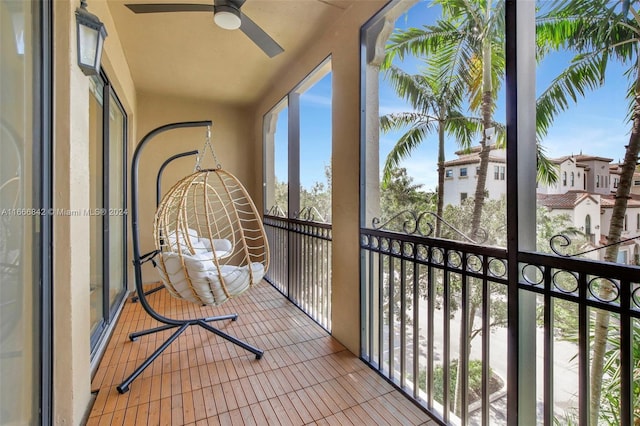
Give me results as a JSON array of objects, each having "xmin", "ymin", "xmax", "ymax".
[{"xmin": 87, "ymin": 281, "xmax": 437, "ymax": 425}]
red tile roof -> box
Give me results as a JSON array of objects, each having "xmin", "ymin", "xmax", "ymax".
[{"xmin": 537, "ymin": 191, "xmax": 598, "ymax": 209}]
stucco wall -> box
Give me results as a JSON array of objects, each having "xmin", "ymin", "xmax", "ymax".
[
  {"xmin": 135, "ymin": 93, "xmax": 254, "ymax": 284},
  {"xmin": 53, "ymin": 1, "xmax": 136, "ymax": 423},
  {"xmin": 251, "ymin": 1, "xmax": 387, "ymax": 355}
]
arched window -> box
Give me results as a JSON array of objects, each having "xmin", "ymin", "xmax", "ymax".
[
  {"xmin": 585, "ymin": 215, "xmax": 591, "ymax": 236},
  {"xmin": 570, "ymin": 172, "xmax": 575, "ymax": 187},
  {"xmin": 563, "ymin": 171, "xmax": 567, "ymax": 186}
]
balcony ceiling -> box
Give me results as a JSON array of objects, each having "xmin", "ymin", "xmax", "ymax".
[{"xmin": 108, "ymin": 0, "xmax": 355, "ymax": 105}]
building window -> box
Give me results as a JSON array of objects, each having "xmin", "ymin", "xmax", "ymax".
[
  {"xmin": 494, "ymin": 165, "xmax": 499, "ymax": 180},
  {"xmin": 624, "ymin": 214, "xmax": 628, "ymax": 231},
  {"xmin": 571, "ymin": 172, "xmax": 575, "ymax": 187},
  {"xmin": 446, "ymin": 169, "xmax": 453, "ymax": 178},
  {"xmin": 585, "ymin": 214, "xmax": 591, "ymax": 236},
  {"xmin": 563, "ymin": 171, "xmax": 567, "ymax": 186},
  {"xmin": 500, "ymin": 166, "xmax": 505, "ymax": 180},
  {"xmin": 634, "ymin": 180, "xmax": 640, "ymax": 186},
  {"xmin": 460, "ymin": 167, "xmax": 468, "ymax": 177},
  {"xmin": 597, "ymin": 175, "xmax": 600, "ymax": 188},
  {"xmin": 637, "ymin": 213, "xmax": 640, "ymax": 230},
  {"xmin": 614, "ymin": 178, "xmax": 619, "ymax": 188},
  {"xmin": 461, "ymin": 193, "xmax": 468, "ymax": 203}
]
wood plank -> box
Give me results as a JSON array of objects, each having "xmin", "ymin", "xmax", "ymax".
[{"xmin": 87, "ymin": 282, "xmax": 439, "ymax": 425}]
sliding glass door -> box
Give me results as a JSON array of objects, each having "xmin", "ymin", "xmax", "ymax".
[
  {"xmin": 88, "ymin": 72, "xmax": 127, "ymax": 352},
  {"xmin": 0, "ymin": 0, "xmax": 52, "ymax": 423}
]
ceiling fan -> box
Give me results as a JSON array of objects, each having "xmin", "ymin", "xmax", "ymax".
[{"xmin": 125, "ymin": 0, "xmax": 284, "ymax": 58}]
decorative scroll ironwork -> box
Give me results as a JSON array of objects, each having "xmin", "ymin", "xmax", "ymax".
[
  {"xmin": 552, "ymin": 270, "xmax": 579, "ymax": 294},
  {"xmin": 371, "ymin": 210, "xmax": 488, "ymax": 244},
  {"xmin": 266, "ymin": 204, "xmax": 287, "ymax": 217},
  {"xmin": 294, "ymin": 206, "xmax": 328, "ymax": 223},
  {"xmin": 550, "ymin": 233, "xmax": 639, "ymax": 258},
  {"xmin": 632, "ymin": 286, "xmax": 640, "ymax": 310},
  {"xmin": 588, "ymin": 277, "xmax": 620, "ymax": 303}
]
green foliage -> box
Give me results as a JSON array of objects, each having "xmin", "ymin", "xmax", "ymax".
[
  {"xmin": 428, "ymin": 359, "xmax": 502, "ymax": 414},
  {"xmin": 536, "ymin": 207, "xmax": 586, "ymax": 254},
  {"xmin": 272, "ymin": 164, "xmax": 332, "ymax": 222},
  {"xmin": 379, "ymin": 64, "xmax": 483, "ymax": 188},
  {"xmin": 271, "ymin": 179, "xmax": 288, "ymax": 216},
  {"xmin": 596, "ymin": 318, "xmax": 640, "ymax": 423},
  {"xmin": 380, "ymin": 167, "xmax": 436, "ymax": 221},
  {"xmin": 441, "ymin": 196, "xmax": 507, "ymax": 246}
]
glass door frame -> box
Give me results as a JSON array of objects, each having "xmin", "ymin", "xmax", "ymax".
[
  {"xmin": 89, "ymin": 69, "xmax": 128, "ymax": 353},
  {"xmin": 39, "ymin": 0, "xmax": 53, "ymax": 423}
]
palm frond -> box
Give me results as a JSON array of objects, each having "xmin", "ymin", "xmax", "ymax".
[
  {"xmin": 380, "ymin": 112, "xmax": 434, "ymax": 133},
  {"xmin": 537, "ymin": 143, "xmax": 560, "ymax": 185},
  {"xmin": 536, "ymin": 51, "xmax": 608, "ymax": 137},
  {"xmin": 382, "ymin": 123, "xmax": 436, "ymax": 187}
]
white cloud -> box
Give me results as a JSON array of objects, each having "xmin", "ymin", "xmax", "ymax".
[
  {"xmin": 379, "ymin": 103, "xmax": 417, "ymax": 116},
  {"xmin": 300, "ymin": 93, "xmax": 331, "ymax": 107}
]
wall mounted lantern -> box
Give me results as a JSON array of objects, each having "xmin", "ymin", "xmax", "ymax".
[{"xmin": 75, "ymin": 0, "xmax": 107, "ymax": 76}]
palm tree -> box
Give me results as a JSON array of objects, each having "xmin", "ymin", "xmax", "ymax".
[
  {"xmin": 383, "ymin": 4, "xmax": 508, "ymax": 416},
  {"xmin": 537, "ymin": 0, "xmax": 640, "ymax": 422},
  {"xmin": 380, "ymin": 63, "xmax": 488, "ymax": 237},
  {"xmin": 385, "ymin": 0, "xmax": 506, "ymax": 239}
]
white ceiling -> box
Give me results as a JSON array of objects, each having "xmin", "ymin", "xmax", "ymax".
[{"xmin": 107, "ymin": 0, "xmax": 356, "ymax": 105}]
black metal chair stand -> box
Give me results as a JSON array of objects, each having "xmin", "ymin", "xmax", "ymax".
[
  {"xmin": 130, "ymin": 149, "xmax": 198, "ymax": 304},
  {"xmin": 117, "ymin": 121, "xmax": 264, "ymax": 394}
]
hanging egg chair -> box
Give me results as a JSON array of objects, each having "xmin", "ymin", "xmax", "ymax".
[
  {"xmin": 154, "ymin": 168, "xmax": 269, "ymax": 306},
  {"xmin": 118, "ymin": 121, "xmax": 267, "ymax": 394}
]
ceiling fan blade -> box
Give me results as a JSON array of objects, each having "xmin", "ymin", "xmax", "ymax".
[
  {"xmin": 125, "ymin": 3, "xmax": 214, "ymax": 13},
  {"xmin": 239, "ymin": 12, "xmax": 284, "ymax": 58}
]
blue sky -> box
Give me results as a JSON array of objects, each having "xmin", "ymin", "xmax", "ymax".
[
  {"xmin": 273, "ymin": 73, "xmax": 333, "ymax": 189},
  {"xmin": 380, "ymin": 1, "xmax": 632, "ymax": 191},
  {"xmin": 276, "ymin": 0, "xmax": 633, "ymax": 191}
]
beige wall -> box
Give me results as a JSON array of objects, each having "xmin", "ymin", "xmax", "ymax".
[
  {"xmin": 252, "ymin": 1, "xmax": 387, "ymax": 354},
  {"xmin": 52, "ymin": 1, "xmax": 135, "ymax": 423},
  {"xmin": 135, "ymin": 93, "xmax": 254, "ymax": 284},
  {"xmin": 52, "ymin": 0, "xmax": 389, "ymax": 421}
]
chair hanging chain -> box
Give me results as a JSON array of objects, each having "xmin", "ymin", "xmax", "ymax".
[{"xmin": 195, "ymin": 125, "xmax": 222, "ymax": 171}]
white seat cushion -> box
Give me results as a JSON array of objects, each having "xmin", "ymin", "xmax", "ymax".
[{"xmin": 158, "ymin": 252, "xmax": 264, "ymax": 306}]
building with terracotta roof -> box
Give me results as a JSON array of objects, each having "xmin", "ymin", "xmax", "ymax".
[{"xmin": 443, "ymin": 147, "xmax": 640, "ymax": 263}]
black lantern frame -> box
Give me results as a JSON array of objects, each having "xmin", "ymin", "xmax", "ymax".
[{"xmin": 75, "ymin": 0, "xmax": 107, "ymax": 76}]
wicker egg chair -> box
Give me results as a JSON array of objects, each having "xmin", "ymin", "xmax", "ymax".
[
  {"xmin": 117, "ymin": 121, "xmax": 268, "ymax": 394},
  {"xmin": 154, "ymin": 168, "xmax": 269, "ymax": 306}
]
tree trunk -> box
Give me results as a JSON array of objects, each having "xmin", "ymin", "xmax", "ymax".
[
  {"xmin": 471, "ymin": 136, "xmax": 491, "ymax": 239},
  {"xmin": 436, "ymin": 121, "xmax": 445, "ymax": 238},
  {"xmin": 470, "ymin": 35, "xmax": 494, "ymax": 239},
  {"xmin": 453, "ymin": 299, "xmax": 477, "ymax": 416},
  {"xmin": 590, "ymin": 58, "xmax": 640, "ymax": 425}
]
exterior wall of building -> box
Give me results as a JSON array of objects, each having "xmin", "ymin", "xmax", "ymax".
[
  {"xmin": 252, "ymin": 0, "xmax": 387, "ymax": 355},
  {"xmin": 538, "ymin": 158, "xmax": 586, "ymax": 195},
  {"xmin": 572, "ymin": 195, "xmax": 601, "ymax": 240},
  {"xmin": 631, "ymin": 172, "xmax": 640, "ymax": 195},
  {"xmin": 50, "ymin": 0, "xmax": 390, "ymax": 420},
  {"xmin": 580, "ymin": 158, "xmax": 612, "ymax": 195},
  {"xmin": 442, "ymin": 155, "xmax": 507, "ymax": 206},
  {"xmin": 601, "ymin": 205, "xmax": 640, "ymax": 240},
  {"xmin": 52, "ymin": 1, "xmax": 136, "ymax": 424},
  {"xmin": 443, "ymin": 163, "xmax": 481, "ymax": 206}
]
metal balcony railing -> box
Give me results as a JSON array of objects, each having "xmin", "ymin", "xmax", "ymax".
[
  {"xmin": 264, "ymin": 214, "xmax": 332, "ymax": 332},
  {"xmin": 360, "ymin": 216, "xmax": 640, "ymax": 425}
]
